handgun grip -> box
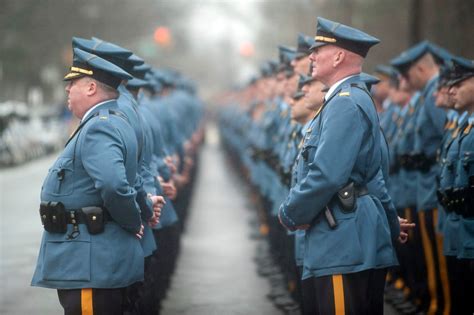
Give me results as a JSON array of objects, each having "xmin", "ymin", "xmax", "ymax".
[{"xmin": 325, "ymin": 206, "xmax": 338, "ymax": 229}]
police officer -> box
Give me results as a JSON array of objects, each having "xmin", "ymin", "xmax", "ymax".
[
  {"xmin": 278, "ymin": 17, "xmax": 400, "ymax": 314},
  {"xmin": 444, "ymin": 56, "xmax": 474, "ymax": 314},
  {"xmin": 31, "ymin": 47, "xmax": 160, "ymax": 315},
  {"xmin": 292, "ymin": 73, "xmax": 327, "ymax": 313},
  {"xmin": 391, "ymin": 41, "xmax": 452, "ymax": 315}
]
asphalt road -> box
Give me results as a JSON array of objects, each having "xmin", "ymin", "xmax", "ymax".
[
  {"xmin": 161, "ymin": 126, "xmax": 279, "ymax": 315},
  {"xmin": 0, "ymin": 154, "xmax": 62, "ymax": 314}
]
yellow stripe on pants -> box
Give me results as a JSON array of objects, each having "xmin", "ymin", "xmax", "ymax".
[
  {"xmin": 332, "ymin": 275, "xmax": 345, "ymax": 315},
  {"xmin": 81, "ymin": 288, "xmax": 93, "ymax": 315},
  {"xmin": 433, "ymin": 209, "xmax": 451, "ymax": 315},
  {"xmin": 418, "ymin": 210, "xmax": 438, "ymax": 315}
]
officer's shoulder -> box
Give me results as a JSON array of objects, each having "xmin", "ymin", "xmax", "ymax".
[
  {"xmin": 88, "ymin": 109, "xmax": 128, "ymax": 130},
  {"xmin": 330, "ymin": 84, "xmax": 360, "ymax": 107}
]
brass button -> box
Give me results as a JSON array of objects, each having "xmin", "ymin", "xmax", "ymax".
[{"xmin": 92, "ymin": 216, "xmax": 96, "ymax": 221}]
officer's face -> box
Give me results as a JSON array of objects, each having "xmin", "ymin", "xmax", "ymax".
[
  {"xmin": 403, "ymin": 65, "xmax": 424, "ymax": 90},
  {"xmin": 398, "ymin": 75, "xmax": 414, "ymax": 93},
  {"xmin": 65, "ymin": 77, "xmax": 92, "ymax": 119},
  {"xmin": 449, "ymin": 77, "xmax": 474, "ymax": 113},
  {"xmin": 293, "ymin": 56, "xmax": 311, "ymax": 75},
  {"xmin": 285, "ymin": 73, "xmax": 299, "ymax": 96},
  {"xmin": 309, "ymin": 45, "xmax": 335, "ymax": 84},
  {"xmin": 389, "ymin": 87, "xmax": 411, "ymax": 106},
  {"xmin": 290, "ymin": 96, "xmax": 312, "ymax": 122},
  {"xmin": 372, "ymin": 79, "xmax": 390, "ymax": 102},
  {"xmin": 434, "ymin": 86, "xmax": 454, "ymax": 109},
  {"xmin": 303, "ymin": 80, "xmax": 326, "ymax": 111}
]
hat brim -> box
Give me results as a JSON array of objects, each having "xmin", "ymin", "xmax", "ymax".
[
  {"xmin": 309, "ymin": 41, "xmax": 328, "ymax": 51},
  {"xmin": 448, "ymin": 73, "xmax": 474, "ymax": 87},
  {"xmin": 295, "ymin": 52, "xmax": 308, "ymax": 59},
  {"xmin": 293, "ymin": 91, "xmax": 305, "ymax": 99},
  {"xmin": 63, "ymin": 72, "xmax": 86, "ymax": 81}
]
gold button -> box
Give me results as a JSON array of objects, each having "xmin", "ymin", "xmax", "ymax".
[{"xmin": 92, "ymin": 216, "xmax": 96, "ymax": 221}]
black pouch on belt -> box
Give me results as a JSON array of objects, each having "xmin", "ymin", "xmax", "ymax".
[
  {"xmin": 336, "ymin": 182, "xmax": 356, "ymax": 212},
  {"xmin": 81, "ymin": 206, "xmax": 105, "ymax": 235},
  {"xmin": 39, "ymin": 201, "xmax": 67, "ymax": 233}
]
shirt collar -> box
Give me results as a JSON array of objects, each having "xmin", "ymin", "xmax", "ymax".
[
  {"xmin": 81, "ymin": 99, "xmax": 115, "ymax": 122},
  {"xmin": 324, "ymin": 74, "xmax": 358, "ymax": 101}
]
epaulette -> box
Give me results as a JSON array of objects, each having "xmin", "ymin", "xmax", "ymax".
[
  {"xmin": 95, "ymin": 108, "xmax": 129, "ymax": 124},
  {"xmin": 464, "ymin": 116, "xmax": 474, "ymax": 135},
  {"xmin": 464, "ymin": 123, "xmax": 472, "ymax": 135},
  {"xmin": 97, "ymin": 108, "xmax": 111, "ymax": 121},
  {"xmin": 338, "ymin": 84, "xmax": 352, "ymax": 97}
]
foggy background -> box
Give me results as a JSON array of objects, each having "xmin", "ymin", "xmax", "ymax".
[{"xmin": 1, "ymin": 0, "xmax": 473, "ymax": 107}]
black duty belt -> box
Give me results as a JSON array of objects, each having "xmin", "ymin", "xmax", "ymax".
[
  {"xmin": 65, "ymin": 208, "xmax": 111, "ymax": 225},
  {"xmin": 40, "ymin": 201, "xmax": 110, "ymax": 237}
]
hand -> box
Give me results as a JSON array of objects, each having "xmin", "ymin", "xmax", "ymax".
[
  {"xmin": 183, "ymin": 141, "xmax": 192, "ymax": 155},
  {"xmin": 135, "ymin": 224, "xmax": 144, "ymax": 239},
  {"xmin": 150, "ymin": 195, "xmax": 166, "ymax": 210},
  {"xmin": 184, "ymin": 157, "xmax": 194, "ymax": 170},
  {"xmin": 161, "ymin": 180, "xmax": 177, "ymax": 200},
  {"xmin": 173, "ymin": 173, "xmax": 189, "ymax": 189},
  {"xmin": 398, "ymin": 216, "xmax": 415, "ymax": 243},
  {"xmin": 165, "ymin": 156, "xmax": 177, "ymax": 175}
]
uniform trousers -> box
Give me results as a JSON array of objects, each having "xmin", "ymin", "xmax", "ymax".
[
  {"xmin": 301, "ymin": 268, "xmax": 387, "ymax": 315},
  {"xmin": 57, "ymin": 287, "xmax": 126, "ymax": 315}
]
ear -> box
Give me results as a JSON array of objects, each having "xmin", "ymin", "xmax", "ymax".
[
  {"xmin": 333, "ymin": 50, "xmax": 345, "ymax": 67},
  {"xmin": 86, "ymin": 80, "xmax": 97, "ymax": 96}
]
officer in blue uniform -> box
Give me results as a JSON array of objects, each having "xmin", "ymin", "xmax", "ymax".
[
  {"xmin": 31, "ymin": 47, "xmax": 155, "ymax": 315},
  {"xmin": 70, "ymin": 37, "xmax": 162, "ymax": 260},
  {"xmin": 278, "ymin": 17, "xmax": 400, "ymax": 314},
  {"xmin": 391, "ymin": 41, "xmax": 452, "ymax": 315},
  {"xmin": 443, "ymin": 56, "xmax": 474, "ymax": 314},
  {"xmin": 291, "ymin": 73, "xmax": 327, "ymax": 313}
]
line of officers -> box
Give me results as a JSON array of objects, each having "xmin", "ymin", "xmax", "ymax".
[
  {"xmin": 218, "ymin": 22, "xmax": 474, "ymax": 315},
  {"xmin": 31, "ymin": 37, "xmax": 204, "ymax": 314}
]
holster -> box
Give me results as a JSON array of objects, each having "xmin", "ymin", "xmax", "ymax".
[
  {"xmin": 39, "ymin": 201, "xmax": 67, "ymax": 233},
  {"xmin": 81, "ymin": 206, "xmax": 105, "ymax": 235},
  {"xmin": 336, "ymin": 182, "xmax": 356, "ymax": 212}
]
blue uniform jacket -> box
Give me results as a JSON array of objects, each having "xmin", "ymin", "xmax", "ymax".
[
  {"xmin": 396, "ymin": 94, "xmax": 422, "ymax": 209},
  {"xmin": 440, "ymin": 112, "xmax": 467, "ymax": 256},
  {"xmin": 279, "ymin": 75, "xmax": 397, "ymax": 278},
  {"xmin": 117, "ymin": 85, "xmax": 156, "ymax": 256},
  {"xmin": 31, "ymin": 101, "xmax": 145, "ymax": 289},
  {"xmin": 455, "ymin": 114, "xmax": 474, "ymax": 259},
  {"xmin": 415, "ymin": 75, "xmax": 447, "ymax": 210}
]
